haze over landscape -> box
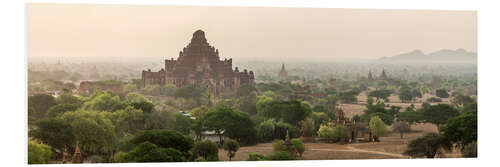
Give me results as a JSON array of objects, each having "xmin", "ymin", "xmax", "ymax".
[{"xmin": 28, "ymin": 3, "xmax": 476, "ymax": 63}]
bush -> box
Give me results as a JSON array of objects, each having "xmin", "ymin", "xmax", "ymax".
[
  {"xmin": 28, "ymin": 141, "xmax": 52, "ymax": 164},
  {"xmin": 291, "ymin": 139, "xmax": 305, "ymax": 157},
  {"xmin": 247, "ymin": 152, "xmax": 266, "ymax": 161},
  {"xmin": 272, "ymin": 140, "xmax": 286, "ymax": 152},
  {"xmin": 427, "ymin": 97, "xmax": 442, "ymax": 102},
  {"xmin": 267, "ymin": 151, "xmax": 298, "ymax": 160}
]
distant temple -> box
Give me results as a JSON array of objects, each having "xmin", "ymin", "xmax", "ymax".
[
  {"xmin": 278, "ymin": 64, "xmax": 288, "ymax": 80},
  {"xmin": 141, "ymin": 30, "xmax": 254, "ymax": 97},
  {"xmin": 367, "ymin": 69, "xmax": 388, "ymax": 81}
]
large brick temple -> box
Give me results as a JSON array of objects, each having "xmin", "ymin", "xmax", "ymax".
[{"xmin": 141, "ymin": 30, "xmax": 254, "ymax": 97}]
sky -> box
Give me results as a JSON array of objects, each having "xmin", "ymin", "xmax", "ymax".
[{"xmin": 27, "ymin": 3, "xmax": 477, "ymax": 62}]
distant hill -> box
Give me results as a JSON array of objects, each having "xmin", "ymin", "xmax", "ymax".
[{"xmin": 378, "ymin": 49, "xmax": 477, "ymax": 64}]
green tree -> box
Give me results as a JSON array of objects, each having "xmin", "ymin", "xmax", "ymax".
[
  {"xmin": 29, "ymin": 118, "xmax": 74, "ymax": 159},
  {"xmin": 174, "ymin": 84, "xmax": 206, "ymax": 106},
  {"xmin": 223, "ymin": 139, "xmax": 240, "ymax": 161},
  {"xmin": 368, "ymin": 89, "xmax": 392, "ymax": 102},
  {"xmin": 436, "ymin": 88, "xmax": 449, "ymax": 98},
  {"xmin": 124, "ymin": 92, "xmax": 149, "ymax": 103},
  {"xmin": 82, "ymin": 92, "xmax": 126, "ymax": 112},
  {"xmin": 61, "ymin": 110, "xmax": 116, "ymax": 156},
  {"xmin": 258, "ymin": 119, "xmax": 276, "ymax": 142},
  {"xmin": 28, "ymin": 141, "xmax": 52, "ymax": 164},
  {"xmin": 369, "ymin": 116, "xmax": 388, "ymax": 141},
  {"xmin": 291, "ymin": 138, "xmax": 305, "ymax": 157},
  {"xmin": 192, "ymin": 140, "xmax": 219, "ymax": 161},
  {"xmin": 45, "ymin": 104, "xmax": 79, "ymax": 118},
  {"xmin": 111, "ymin": 106, "xmax": 145, "ymax": 136},
  {"xmin": 332, "ymin": 125, "xmax": 349, "ymax": 143},
  {"xmin": 440, "ymin": 110, "xmax": 477, "ymax": 148},
  {"xmin": 451, "ymin": 94, "xmax": 475, "ymax": 108},
  {"xmin": 55, "ymin": 93, "xmax": 82, "ymax": 106},
  {"xmin": 421, "ymin": 104, "xmax": 459, "ymax": 128},
  {"xmin": 201, "ymin": 108, "xmax": 257, "ymax": 145},
  {"xmin": 398, "ymin": 87, "xmax": 413, "ymax": 103},
  {"xmin": 317, "ymin": 124, "xmax": 335, "ymax": 143},
  {"xmin": 190, "ymin": 105, "xmax": 210, "ymax": 119},
  {"xmin": 403, "ymin": 133, "xmax": 452, "ymax": 158},
  {"xmin": 460, "ymin": 141, "xmax": 477, "ymax": 158},
  {"xmin": 121, "ymin": 142, "xmax": 183, "ymax": 162},
  {"xmin": 130, "ymin": 129, "xmax": 194, "ymax": 159},
  {"xmin": 28, "ymin": 94, "xmax": 57, "ymax": 120}
]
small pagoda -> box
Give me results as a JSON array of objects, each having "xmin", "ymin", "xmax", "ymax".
[{"xmin": 72, "ymin": 141, "xmax": 83, "ymax": 164}]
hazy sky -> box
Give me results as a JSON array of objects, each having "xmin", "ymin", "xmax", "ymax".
[{"xmin": 27, "ymin": 3, "xmax": 476, "ymax": 62}]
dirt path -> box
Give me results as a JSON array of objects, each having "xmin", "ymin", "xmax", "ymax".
[{"xmin": 310, "ymin": 145, "xmax": 407, "ymax": 158}]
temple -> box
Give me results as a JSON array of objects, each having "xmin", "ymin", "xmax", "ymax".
[
  {"xmin": 141, "ymin": 30, "xmax": 254, "ymax": 98},
  {"xmin": 278, "ymin": 64, "xmax": 288, "ymax": 80}
]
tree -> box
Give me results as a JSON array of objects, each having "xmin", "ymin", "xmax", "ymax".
[
  {"xmin": 124, "ymin": 92, "xmax": 149, "ymax": 103},
  {"xmin": 258, "ymin": 119, "xmax": 276, "ymax": 142},
  {"xmin": 130, "ymin": 129, "xmax": 194, "ymax": 159},
  {"xmin": 55, "ymin": 93, "xmax": 82, "ymax": 106},
  {"xmin": 299, "ymin": 118, "xmax": 315, "ymax": 137},
  {"xmin": 45, "ymin": 104, "xmax": 79, "ymax": 117},
  {"xmin": 82, "ymin": 92, "xmax": 126, "ymax": 112},
  {"xmin": 190, "ymin": 106, "xmax": 210, "ymax": 119},
  {"xmin": 421, "ymin": 104, "xmax": 459, "ymax": 128},
  {"xmin": 398, "ymin": 87, "xmax": 413, "ymax": 103},
  {"xmin": 28, "ymin": 141, "xmax": 52, "ymax": 164},
  {"xmin": 396, "ymin": 110, "xmax": 424, "ymax": 125},
  {"xmin": 223, "ymin": 139, "xmax": 240, "ymax": 161},
  {"xmin": 192, "ymin": 140, "xmax": 219, "ymax": 161},
  {"xmin": 130, "ymin": 101, "xmax": 154, "ymax": 114},
  {"xmin": 61, "ymin": 110, "xmax": 116, "ymax": 156},
  {"xmin": 111, "ymin": 106, "xmax": 145, "ymax": 136},
  {"xmin": 257, "ymin": 100, "xmax": 312, "ymax": 127},
  {"xmin": 411, "ymin": 89, "xmax": 423, "ymax": 99},
  {"xmin": 403, "ymin": 133, "xmax": 452, "ymax": 158},
  {"xmin": 440, "ymin": 110, "xmax": 477, "ymax": 148},
  {"xmin": 291, "ymin": 138, "xmax": 305, "ymax": 157},
  {"xmin": 317, "ymin": 124, "xmax": 335, "ymax": 143},
  {"xmin": 28, "ymin": 94, "xmax": 57, "ymax": 120},
  {"xmin": 121, "ymin": 142, "xmax": 183, "ymax": 162},
  {"xmin": 368, "ymin": 89, "xmax": 392, "ymax": 101},
  {"xmin": 451, "ymin": 94, "xmax": 475, "ymax": 108},
  {"xmin": 29, "ymin": 118, "xmax": 75, "ymax": 159},
  {"xmin": 201, "ymin": 108, "xmax": 258, "ymax": 145},
  {"xmin": 369, "ymin": 116, "xmax": 388, "ymax": 141},
  {"xmin": 392, "ymin": 121, "xmax": 411, "ymax": 139},
  {"xmin": 436, "ymin": 88, "xmax": 449, "ymax": 98},
  {"xmin": 332, "ymin": 125, "xmax": 349, "ymax": 143}
]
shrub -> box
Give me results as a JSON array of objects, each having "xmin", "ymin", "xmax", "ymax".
[
  {"xmin": 291, "ymin": 139, "xmax": 305, "ymax": 157},
  {"xmin": 272, "ymin": 140, "xmax": 286, "ymax": 152},
  {"xmin": 267, "ymin": 151, "xmax": 298, "ymax": 160},
  {"xmin": 247, "ymin": 152, "xmax": 266, "ymax": 161},
  {"xmin": 427, "ymin": 97, "xmax": 442, "ymax": 102},
  {"xmin": 28, "ymin": 141, "xmax": 52, "ymax": 164}
]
